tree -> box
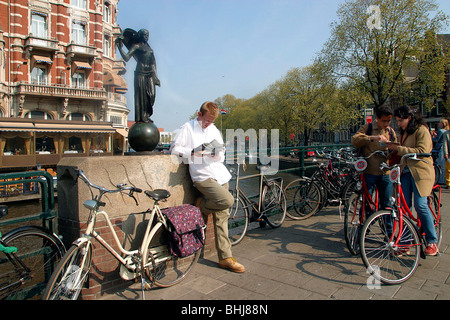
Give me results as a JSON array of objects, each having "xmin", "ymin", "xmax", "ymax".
[
  {"xmin": 278, "ymin": 64, "xmax": 360, "ymax": 146},
  {"xmin": 319, "ymin": 0, "xmax": 449, "ymax": 112},
  {"xmin": 411, "ymin": 30, "xmax": 450, "ymax": 111}
]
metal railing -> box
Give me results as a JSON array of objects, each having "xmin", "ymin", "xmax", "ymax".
[{"xmin": 0, "ymin": 171, "xmax": 56, "ymax": 232}]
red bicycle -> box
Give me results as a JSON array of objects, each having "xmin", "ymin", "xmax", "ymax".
[
  {"xmin": 343, "ymin": 151, "xmax": 383, "ymax": 255},
  {"xmin": 360, "ymin": 153, "xmax": 442, "ymax": 285}
]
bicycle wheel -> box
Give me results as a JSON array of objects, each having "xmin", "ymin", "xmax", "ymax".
[
  {"xmin": 0, "ymin": 227, "xmax": 65, "ymax": 300},
  {"xmin": 284, "ymin": 179, "xmax": 309, "ymax": 220},
  {"xmin": 41, "ymin": 241, "xmax": 93, "ymax": 300},
  {"xmin": 360, "ymin": 211, "xmax": 420, "ymax": 285},
  {"xmin": 291, "ymin": 180, "xmax": 322, "ymax": 220},
  {"xmin": 344, "ymin": 193, "xmax": 365, "ymax": 255},
  {"xmin": 261, "ymin": 180, "xmax": 286, "ymax": 228},
  {"xmin": 144, "ymin": 222, "xmax": 200, "ymax": 288},
  {"xmin": 228, "ymin": 193, "xmax": 249, "ymax": 245},
  {"xmin": 341, "ymin": 178, "xmax": 359, "ymax": 206}
]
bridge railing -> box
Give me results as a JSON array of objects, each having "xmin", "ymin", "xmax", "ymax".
[{"xmin": 0, "ymin": 171, "xmax": 57, "ymax": 232}]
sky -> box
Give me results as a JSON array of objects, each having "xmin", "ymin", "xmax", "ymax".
[{"xmin": 116, "ymin": 0, "xmax": 450, "ymax": 132}]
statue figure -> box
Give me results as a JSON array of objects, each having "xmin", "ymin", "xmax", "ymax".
[{"xmin": 116, "ymin": 28, "xmax": 160, "ymax": 123}]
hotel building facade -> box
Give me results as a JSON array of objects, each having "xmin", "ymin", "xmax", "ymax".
[{"xmin": 0, "ymin": 0, "xmax": 128, "ymax": 172}]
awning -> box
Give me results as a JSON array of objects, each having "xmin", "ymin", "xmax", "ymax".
[
  {"xmin": 72, "ymin": 61, "xmax": 92, "ymax": 72},
  {"xmin": 0, "ymin": 121, "xmax": 116, "ymax": 134},
  {"xmin": 0, "ymin": 121, "xmax": 36, "ymax": 132},
  {"xmin": 103, "ymin": 70, "xmax": 128, "ymax": 93},
  {"xmin": 103, "ymin": 70, "xmax": 119, "ymax": 87},
  {"xmin": 31, "ymin": 55, "xmax": 53, "ymax": 66},
  {"xmin": 115, "ymin": 128, "xmax": 128, "ymax": 137},
  {"xmin": 114, "ymin": 75, "xmax": 128, "ymax": 94}
]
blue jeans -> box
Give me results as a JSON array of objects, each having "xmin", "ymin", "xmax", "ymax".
[
  {"xmin": 401, "ymin": 170, "xmax": 438, "ymax": 244},
  {"xmin": 364, "ymin": 174, "xmax": 393, "ymax": 210}
]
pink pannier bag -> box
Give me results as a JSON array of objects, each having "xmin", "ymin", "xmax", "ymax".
[{"xmin": 162, "ymin": 204, "xmax": 206, "ymax": 258}]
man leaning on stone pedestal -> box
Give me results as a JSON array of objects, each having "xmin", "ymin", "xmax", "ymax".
[{"xmin": 170, "ymin": 101, "xmax": 245, "ymax": 273}]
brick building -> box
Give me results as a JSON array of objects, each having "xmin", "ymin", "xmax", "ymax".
[{"xmin": 0, "ymin": 0, "xmax": 128, "ymax": 172}]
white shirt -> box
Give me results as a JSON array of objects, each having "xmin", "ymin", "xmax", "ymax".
[{"xmin": 170, "ymin": 118, "xmax": 231, "ymax": 185}]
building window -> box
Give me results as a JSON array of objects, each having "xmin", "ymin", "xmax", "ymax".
[
  {"xmin": 64, "ymin": 136, "xmax": 83, "ymax": 153},
  {"xmin": 31, "ymin": 66, "xmax": 48, "ymax": 85},
  {"xmin": 72, "ymin": 21, "xmax": 86, "ymax": 46},
  {"xmin": 103, "ymin": 2, "xmax": 111, "ymax": 23},
  {"xmin": 3, "ymin": 137, "xmax": 27, "ymax": 155},
  {"xmin": 104, "ymin": 35, "xmax": 111, "ymax": 57},
  {"xmin": 68, "ymin": 112, "xmax": 90, "ymax": 121},
  {"xmin": 71, "ymin": 0, "xmax": 87, "ymax": 10},
  {"xmin": 36, "ymin": 136, "xmax": 56, "ymax": 154},
  {"xmin": 31, "ymin": 13, "xmax": 48, "ymax": 38},
  {"xmin": 71, "ymin": 72, "xmax": 86, "ymax": 88},
  {"xmin": 25, "ymin": 111, "xmax": 53, "ymax": 120},
  {"xmin": 110, "ymin": 115, "xmax": 123, "ymax": 125}
]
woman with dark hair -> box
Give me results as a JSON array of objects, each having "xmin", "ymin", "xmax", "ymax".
[{"xmin": 386, "ymin": 105, "xmax": 438, "ymax": 255}]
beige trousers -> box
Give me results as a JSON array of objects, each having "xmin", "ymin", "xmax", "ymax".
[{"xmin": 194, "ymin": 178, "xmax": 234, "ymax": 260}]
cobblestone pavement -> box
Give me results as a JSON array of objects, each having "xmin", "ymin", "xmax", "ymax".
[{"xmin": 100, "ymin": 188, "xmax": 450, "ymax": 302}]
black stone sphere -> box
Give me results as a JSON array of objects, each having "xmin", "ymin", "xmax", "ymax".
[{"xmin": 128, "ymin": 121, "xmax": 160, "ymax": 152}]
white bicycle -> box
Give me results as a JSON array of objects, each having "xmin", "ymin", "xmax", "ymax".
[{"xmin": 42, "ymin": 169, "xmax": 200, "ymax": 300}]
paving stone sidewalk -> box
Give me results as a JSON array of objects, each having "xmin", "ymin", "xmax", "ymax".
[{"xmin": 100, "ymin": 188, "xmax": 450, "ymax": 301}]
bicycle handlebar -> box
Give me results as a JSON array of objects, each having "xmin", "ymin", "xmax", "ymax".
[
  {"xmin": 77, "ymin": 169, "xmax": 143, "ymax": 194},
  {"xmin": 379, "ymin": 153, "xmax": 431, "ymax": 171}
]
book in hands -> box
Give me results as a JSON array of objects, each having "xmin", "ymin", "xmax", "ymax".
[{"xmin": 192, "ymin": 139, "xmax": 224, "ymax": 156}]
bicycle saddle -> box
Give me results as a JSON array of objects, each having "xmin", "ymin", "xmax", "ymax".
[
  {"xmin": 257, "ymin": 165, "xmax": 270, "ymax": 172},
  {"xmin": 144, "ymin": 189, "xmax": 171, "ymax": 201}
]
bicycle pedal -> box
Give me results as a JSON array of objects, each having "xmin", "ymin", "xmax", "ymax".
[{"xmin": 142, "ymin": 280, "xmax": 153, "ymax": 290}]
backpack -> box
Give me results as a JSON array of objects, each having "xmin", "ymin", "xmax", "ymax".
[{"xmin": 162, "ymin": 204, "xmax": 206, "ymax": 258}]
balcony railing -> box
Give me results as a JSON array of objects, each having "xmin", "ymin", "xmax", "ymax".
[
  {"xmin": 14, "ymin": 82, "xmax": 106, "ymax": 100},
  {"xmin": 107, "ymin": 92, "xmax": 127, "ymax": 105},
  {"xmin": 67, "ymin": 43, "xmax": 97, "ymax": 57},
  {"xmin": 25, "ymin": 35, "xmax": 59, "ymax": 52}
]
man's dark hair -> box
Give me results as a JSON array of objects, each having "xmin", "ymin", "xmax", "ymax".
[{"xmin": 375, "ymin": 105, "xmax": 393, "ymax": 119}]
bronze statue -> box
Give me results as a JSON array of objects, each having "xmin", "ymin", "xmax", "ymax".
[{"xmin": 116, "ymin": 28, "xmax": 160, "ymax": 123}]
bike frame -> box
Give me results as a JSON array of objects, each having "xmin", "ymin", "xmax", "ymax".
[
  {"xmin": 349, "ymin": 173, "xmax": 379, "ymax": 225},
  {"xmin": 76, "ymin": 203, "xmax": 166, "ymax": 274},
  {"xmin": 387, "ymin": 167, "xmax": 441, "ymax": 248},
  {"xmin": 313, "ymin": 158, "xmax": 353, "ymax": 202},
  {"xmin": 233, "ymin": 163, "xmax": 282, "ymax": 218}
]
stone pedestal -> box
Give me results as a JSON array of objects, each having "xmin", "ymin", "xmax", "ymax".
[{"xmin": 57, "ymin": 154, "xmax": 217, "ymax": 299}]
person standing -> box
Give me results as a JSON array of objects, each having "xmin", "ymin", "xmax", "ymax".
[
  {"xmin": 433, "ymin": 119, "xmax": 449, "ymax": 185},
  {"xmin": 386, "ymin": 105, "xmax": 438, "ymax": 256},
  {"xmin": 442, "ymin": 126, "xmax": 450, "ymax": 188},
  {"xmin": 170, "ymin": 101, "xmax": 245, "ymax": 273},
  {"xmin": 351, "ymin": 105, "xmax": 397, "ymax": 210}
]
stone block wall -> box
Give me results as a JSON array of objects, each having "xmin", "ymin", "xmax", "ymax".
[{"xmin": 57, "ymin": 154, "xmax": 217, "ymax": 300}]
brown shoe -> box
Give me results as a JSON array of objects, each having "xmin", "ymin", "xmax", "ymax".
[{"xmin": 218, "ymin": 257, "xmax": 245, "ymax": 273}]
